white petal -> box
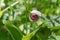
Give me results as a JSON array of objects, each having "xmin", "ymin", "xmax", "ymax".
[{"xmin": 31, "ymin": 10, "xmax": 42, "ymax": 16}]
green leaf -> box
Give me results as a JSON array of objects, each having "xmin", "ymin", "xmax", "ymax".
[
  {"xmin": 22, "ymin": 26, "xmax": 40, "ymax": 40},
  {"xmin": 4, "ymin": 21, "xmax": 23, "ymax": 40},
  {"xmin": 0, "ymin": 29, "xmax": 9, "ymax": 40},
  {"xmin": 50, "ymin": 26, "xmax": 60, "ymax": 31},
  {"xmin": 0, "ymin": 12, "xmax": 3, "ymax": 18},
  {"xmin": 22, "ymin": 23, "xmax": 45, "ymax": 40},
  {"xmin": 55, "ymin": 30, "xmax": 60, "ymax": 36},
  {"xmin": 31, "ymin": 23, "xmax": 51, "ymax": 40},
  {"xmin": 50, "ymin": 26, "xmax": 60, "ymax": 36}
]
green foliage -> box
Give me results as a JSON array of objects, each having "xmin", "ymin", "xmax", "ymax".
[
  {"xmin": 4, "ymin": 21, "xmax": 23, "ymax": 40},
  {"xmin": 0, "ymin": 0, "xmax": 60, "ymax": 40}
]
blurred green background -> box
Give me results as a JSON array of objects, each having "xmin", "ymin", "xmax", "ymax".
[{"xmin": 0, "ymin": 0, "xmax": 60, "ymax": 40}]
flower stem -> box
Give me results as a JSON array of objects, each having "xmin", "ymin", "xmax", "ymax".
[{"xmin": 2, "ymin": 1, "xmax": 20, "ymax": 13}]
